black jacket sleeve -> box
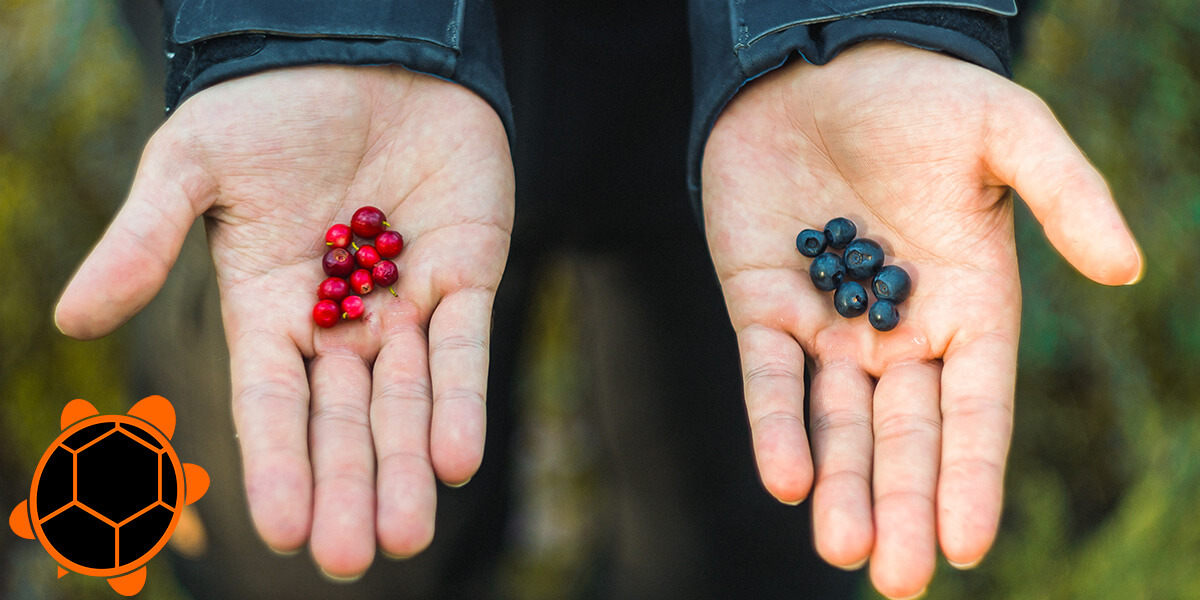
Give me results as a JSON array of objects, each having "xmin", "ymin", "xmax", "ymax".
[
  {"xmin": 687, "ymin": 0, "xmax": 1018, "ymax": 210},
  {"xmin": 162, "ymin": 0, "xmax": 513, "ymax": 139}
]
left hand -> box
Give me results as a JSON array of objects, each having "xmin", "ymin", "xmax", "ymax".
[{"xmin": 701, "ymin": 41, "xmax": 1141, "ymax": 598}]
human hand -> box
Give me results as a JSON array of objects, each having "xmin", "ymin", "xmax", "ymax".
[
  {"xmin": 702, "ymin": 42, "xmax": 1141, "ymax": 598},
  {"xmin": 55, "ymin": 66, "xmax": 514, "ymax": 579}
]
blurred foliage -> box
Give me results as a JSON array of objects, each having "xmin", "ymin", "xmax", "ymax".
[
  {"xmin": 0, "ymin": 0, "xmax": 187, "ymax": 598},
  {"xmin": 899, "ymin": 1, "xmax": 1200, "ymax": 599},
  {"xmin": 2, "ymin": 0, "xmax": 1198, "ymax": 599}
]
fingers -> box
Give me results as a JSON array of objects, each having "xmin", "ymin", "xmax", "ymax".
[
  {"xmin": 371, "ymin": 299, "xmax": 438, "ymax": 558},
  {"xmin": 870, "ymin": 360, "xmax": 942, "ymax": 599},
  {"xmin": 985, "ymin": 91, "xmax": 1143, "ymax": 286},
  {"xmin": 307, "ymin": 349, "xmax": 377, "ymax": 579},
  {"xmin": 427, "ymin": 288, "xmax": 492, "ymax": 485},
  {"xmin": 937, "ymin": 332, "xmax": 1016, "ymax": 568},
  {"xmin": 809, "ymin": 360, "xmax": 874, "ymax": 569},
  {"xmin": 738, "ymin": 324, "xmax": 813, "ymax": 503},
  {"xmin": 229, "ymin": 328, "xmax": 313, "ymax": 553},
  {"xmin": 56, "ymin": 133, "xmax": 211, "ymax": 339}
]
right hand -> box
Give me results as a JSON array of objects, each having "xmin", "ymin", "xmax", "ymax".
[{"xmin": 55, "ymin": 66, "xmax": 515, "ymax": 579}]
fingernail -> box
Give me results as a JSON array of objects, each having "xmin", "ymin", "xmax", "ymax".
[
  {"xmin": 318, "ymin": 567, "xmax": 364, "ymax": 584},
  {"xmin": 836, "ymin": 557, "xmax": 867, "ymax": 571},
  {"xmin": 948, "ymin": 557, "xmax": 982, "ymax": 570},
  {"xmin": 443, "ymin": 477, "xmax": 472, "ymax": 489},
  {"xmin": 381, "ymin": 549, "xmax": 416, "ymax": 561},
  {"xmin": 780, "ymin": 498, "xmax": 803, "ymax": 506},
  {"xmin": 1124, "ymin": 238, "xmax": 1145, "ymax": 286},
  {"xmin": 266, "ymin": 544, "xmax": 301, "ymax": 557},
  {"xmin": 886, "ymin": 587, "xmax": 927, "ymax": 600}
]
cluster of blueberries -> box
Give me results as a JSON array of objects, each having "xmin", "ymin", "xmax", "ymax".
[{"xmin": 796, "ymin": 218, "xmax": 912, "ymax": 332}]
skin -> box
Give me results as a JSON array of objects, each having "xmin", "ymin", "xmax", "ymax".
[
  {"xmin": 54, "ymin": 42, "xmax": 1142, "ymax": 597},
  {"xmin": 703, "ymin": 42, "xmax": 1142, "ymax": 598},
  {"xmin": 55, "ymin": 66, "xmax": 514, "ymax": 579}
]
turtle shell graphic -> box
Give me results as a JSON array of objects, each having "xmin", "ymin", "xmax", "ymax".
[{"xmin": 8, "ymin": 396, "xmax": 209, "ymax": 596}]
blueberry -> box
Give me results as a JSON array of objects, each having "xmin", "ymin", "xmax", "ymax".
[
  {"xmin": 843, "ymin": 238, "xmax": 884, "ymax": 280},
  {"xmin": 823, "ymin": 217, "xmax": 857, "ymax": 250},
  {"xmin": 796, "ymin": 229, "xmax": 827, "ymax": 258},
  {"xmin": 868, "ymin": 299, "xmax": 900, "ymax": 332},
  {"xmin": 833, "ymin": 281, "xmax": 868, "ymax": 318},
  {"xmin": 809, "ymin": 252, "xmax": 845, "ymax": 292},
  {"xmin": 872, "ymin": 265, "xmax": 912, "ymax": 304}
]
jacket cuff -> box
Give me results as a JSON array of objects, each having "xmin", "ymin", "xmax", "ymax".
[
  {"xmin": 687, "ymin": 0, "xmax": 1016, "ymax": 219},
  {"xmin": 162, "ymin": 0, "xmax": 513, "ymax": 141}
]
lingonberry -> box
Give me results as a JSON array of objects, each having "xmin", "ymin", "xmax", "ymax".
[
  {"xmin": 872, "ymin": 265, "xmax": 912, "ymax": 304},
  {"xmin": 313, "ymin": 299, "xmax": 340, "ymax": 328},
  {"xmin": 322, "ymin": 248, "xmax": 355, "ymax": 277},
  {"xmin": 325, "ymin": 223, "xmax": 352, "ymax": 248},
  {"xmin": 351, "ymin": 206, "xmax": 389, "ymax": 238},
  {"xmin": 833, "ymin": 281, "xmax": 869, "ymax": 318},
  {"xmin": 824, "ymin": 217, "xmax": 857, "ymax": 250},
  {"xmin": 355, "ymin": 245, "xmax": 381, "ymax": 269},
  {"xmin": 341, "ymin": 295, "xmax": 364, "ymax": 320},
  {"xmin": 350, "ymin": 269, "xmax": 374, "ymax": 295},
  {"xmin": 372, "ymin": 260, "xmax": 399, "ymax": 296},
  {"xmin": 843, "ymin": 238, "xmax": 884, "ymax": 280},
  {"xmin": 375, "ymin": 230, "xmax": 404, "ymax": 258},
  {"xmin": 809, "ymin": 252, "xmax": 846, "ymax": 292},
  {"xmin": 317, "ymin": 277, "xmax": 351, "ymax": 302},
  {"xmin": 869, "ymin": 299, "xmax": 900, "ymax": 332},
  {"xmin": 796, "ymin": 229, "xmax": 827, "ymax": 258}
]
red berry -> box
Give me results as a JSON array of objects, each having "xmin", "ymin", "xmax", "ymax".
[
  {"xmin": 317, "ymin": 277, "xmax": 351, "ymax": 302},
  {"xmin": 325, "ymin": 223, "xmax": 352, "ymax": 248},
  {"xmin": 355, "ymin": 245, "xmax": 381, "ymax": 269},
  {"xmin": 351, "ymin": 206, "xmax": 389, "ymax": 238},
  {"xmin": 313, "ymin": 299, "xmax": 339, "ymax": 328},
  {"xmin": 341, "ymin": 295, "xmax": 365, "ymax": 320},
  {"xmin": 322, "ymin": 247, "xmax": 355, "ymax": 277},
  {"xmin": 372, "ymin": 259, "xmax": 399, "ymax": 295},
  {"xmin": 349, "ymin": 269, "xmax": 373, "ymax": 295},
  {"xmin": 375, "ymin": 231, "xmax": 404, "ymax": 258}
]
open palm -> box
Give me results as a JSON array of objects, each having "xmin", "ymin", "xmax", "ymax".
[
  {"xmin": 55, "ymin": 66, "xmax": 514, "ymax": 579},
  {"xmin": 703, "ymin": 42, "xmax": 1141, "ymax": 598}
]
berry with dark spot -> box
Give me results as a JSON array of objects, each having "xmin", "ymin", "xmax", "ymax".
[
  {"xmin": 872, "ymin": 265, "xmax": 912, "ymax": 304},
  {"xmin": 824, "ymin": 217, "xmax": 857, "ymax": 250},
  {"xmin": 809, "ymin": 252, "xmax": 846, "ymax": 292},
  {"xmin": 834, "ymin": 281, "xmax": 869, "ymax": 318},
  {"xmin": 844, "ymin": 238, "xmax": 884, "ymax": 280},
  {"xmin": 349, "ymin": 269, "xmax": 373, "ymax": 295},
  {"xmin": 796, "ymin": 229, "xmax": 827, "ymax": 258},
  {"xmin": 869, "ymin": 300, "xmax": 900, "ymax": 332},
  {"xmin": 322, "ymin": 248, "xmax": 355, "ymax": 278}
]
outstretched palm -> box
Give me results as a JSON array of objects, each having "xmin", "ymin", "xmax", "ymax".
[
  {"xmin": 703, "ymin": 42, "xmax": 1140, "ymax": 598},
  {"xmin": 55, "ymin": 66, "xmax": 514, "ymax": 579}
]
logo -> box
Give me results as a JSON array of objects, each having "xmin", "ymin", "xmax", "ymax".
[{"xmin": 8, "ymin": 396, "xmax": 209, "ymax": 596}]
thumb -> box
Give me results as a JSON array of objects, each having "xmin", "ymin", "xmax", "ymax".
[
  {"xmin": 55, "ymin": 132, "xmax": 212, "ymax": 339},
  {"xmin": 985, "ymin": 89, "xmax": 1144, "ymax": 286}
]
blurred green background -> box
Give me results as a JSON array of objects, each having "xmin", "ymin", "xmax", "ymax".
[{"xmin": 1, "ymin": 0, "xmax": 1197, "ymax": 598}]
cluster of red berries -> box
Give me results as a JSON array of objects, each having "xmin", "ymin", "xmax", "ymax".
[{"xmin": 313, "ymin": 206, "xmax": 405, "ymax": 328}]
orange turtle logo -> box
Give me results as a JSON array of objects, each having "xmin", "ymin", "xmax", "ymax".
[{"xmin": 8, "ymin": 396, "xmax": 209, "ymax": 596}]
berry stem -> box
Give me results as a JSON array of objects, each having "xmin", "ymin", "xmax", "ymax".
[{"xmin": 389, "ymin": 286, "xmax": 397, "ymax": 297}]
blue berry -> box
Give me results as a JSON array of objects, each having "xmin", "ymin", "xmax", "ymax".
[
  {"xmin": 824, "ymin": 217, "xmax": 857, "ymax": 249},
  {"xmin": 809, "ymin": 252, "xmax": 845, "ymax": 292},
  {"xmin": 872, "ymin": 265, "xmax": 912, "ymax": 303},
  {"xmin": 796, "ymin": 229, "xmax": 827, "ymax": 258},
  {"xmin": 833, "ymin": 281, "xmax": 868, "ymax": 318},
  {"xmin": 843, "ymin": 238, "xmax": 884, "ymax": 280},
  {"xmin": 869, "ymin": 300, "xmax": 900, "ymax": 332}
]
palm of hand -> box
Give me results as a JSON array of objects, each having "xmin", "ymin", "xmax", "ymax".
[
  {"xmin": 703, "ymin": 43, "xmax": 1140, "ymax": 598},
  {"xmin": 57, "ymin": 66, "xmax": 514, "ymax": 577}
]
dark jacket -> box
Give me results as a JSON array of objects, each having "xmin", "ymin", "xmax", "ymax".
[{"xmin": 161, "ymin": 0, "xmax": 1017, "ymax": 217}]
